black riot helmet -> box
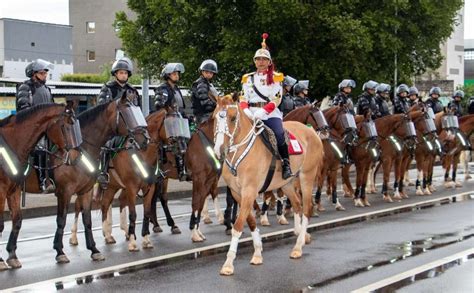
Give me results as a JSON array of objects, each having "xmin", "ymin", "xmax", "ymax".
[
  {"xmin": 25, "ymin": 59, "xmax": 54, "ymax": 78},
  {"xmin": 294, "ymin": 80, "xmax": 309, "ymax": 95},
  {"xmin": 199, "ymin": 59, "xmax": 218, "ymax": 74},
  {"xmin": 160, "ymin": 63, "xmax": 185, "ymax": 80},
  {"xmin": 111, "ymin": 57, "xmax": 133, "ymax": 76}
]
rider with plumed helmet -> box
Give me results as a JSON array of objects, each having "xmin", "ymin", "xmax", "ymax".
[
  {"xmin": 374, "ymin": 83, "xmax": 391, "ymax": 117},
  {"xmin": 357, "ymin": 80, "xmax": 381, "ymax": 119},
  {"xmin": 332, "ymin": 79, "xmax": 356, "ymax": 114},
  {"xmin": 293, "ymin": 80, "xmax": 311, "ymax": 109},
  {"xmin": 448, "ymin": 90, "xmax": 465, "ymax": 117},
  {"xmin": 240, "ymin": 33, "xmax": 292, "ymax": 179},
  {"xmin": 425, "ymin": 86, "xmax": 444, "ymax": 114},
  {"xmin": 15, "ymin": 59, "xmax": 56, "ymax": 192},
  {"xmin": 392, "ymin": 84, "xmax": 410, "ymax": 114},
  {"xmin": 279, "ymin": 75, "xmax": 297, "ymax": 116},
  {"xmin": 191, "ymin": 59, "xmax": 218, "ymax": 124}
]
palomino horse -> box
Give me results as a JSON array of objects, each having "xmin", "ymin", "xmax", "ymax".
[
  {"xmin": 23, "ymin": 95, "xmax": 141, "ymax": 264},
  {"xmin": 441, "ymin": 114, "xmax": 474, "ymax": 187},
  {"xmin": 214, "ymin": 94, "xmax": 324, "ymax": 276},
  {"xmin": 0, "ymin": 104, "xmax": 74, "ymax": 269}
]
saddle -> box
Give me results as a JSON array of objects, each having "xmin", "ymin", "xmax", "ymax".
[{"xmin": 258, "ymin": 124, "xmax": 303, "ymax": 157}]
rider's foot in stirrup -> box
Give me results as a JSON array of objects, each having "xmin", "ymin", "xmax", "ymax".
[
  {"xmin": 41, "ymin": 178, "xmax": 55, "ymax": 193},
  {"xmin": 281, "ymin": 159, "xmax": 293, "ymax": 180},
  {"xmin": 97, "ymin": 173, "xmax": 110, "ymax": 190}
]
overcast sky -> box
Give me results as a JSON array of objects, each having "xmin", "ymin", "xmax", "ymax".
[{"xmin": 0, "ymin": 0, "xmax": 473, "ymax": 39}]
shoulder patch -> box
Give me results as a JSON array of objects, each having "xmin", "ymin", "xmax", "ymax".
[
  {"xmin": 273, "ymin": 72, "xmax": 284, "ymax": 82},
  {"xmin": 241, "ymin": 72, "xmax": 255, "ymax": 84}
]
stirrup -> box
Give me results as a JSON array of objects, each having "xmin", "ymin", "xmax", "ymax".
[
  {"xmin": 97, "ymin": 173, "xmax": 110, "ymax": 190},
  {"xmin": 41, "ymin": 178, "xmax": 56, "ymax": 193}
]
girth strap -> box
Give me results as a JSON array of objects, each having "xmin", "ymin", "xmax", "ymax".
[{"xmin": 258, "ymin": 155, "xmax": 276, "ymax": 194}]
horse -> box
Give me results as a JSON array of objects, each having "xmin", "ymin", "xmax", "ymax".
[
  {"xmin": 22, "ymin": 94, "xmax": 143, "ymax": 264},
  {"xmin": 0, "ymin": 103, "xmax": 74, "ymax": 269},
  {"xmin": 214, "ymin": 94, "xmax": 324, "ymax": 276}
]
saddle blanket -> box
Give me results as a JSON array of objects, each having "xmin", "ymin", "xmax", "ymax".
[{"xmin": 288, "ymin": 132, "xmax": 303, "ymax": 155}]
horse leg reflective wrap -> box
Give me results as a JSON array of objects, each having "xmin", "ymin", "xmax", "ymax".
[
  {"xmin": 452, "ymin": 169, "xmax": 456, "ymax": 182},
  {"xmin": 276, "ymin": 198, "xmax": 284, "ymax": 216},
  {"xmin": 159, "ymin": 195, "xmax": 175, "ymax": 227},
  {"xmin": 360, "ymin": 184, "xmax": 366, "ymax": 199},
  {"xmin": 354, "ymin": 186, "xmax": 360, "ymax": 199},
  {"xmin": 81, "ymin": 204, "xmax": 99, "ymax": 255},
  {"xmin": 229, "ymin": 229, "xmax": 242, "ymax": 254},
  {"xmin": 223, "ymin": 190, "xmax": 234, "ymax": 230},
  {"xmin": 332, "ymin": 190, "xmax": 337, "ymax": 204},
  {"xmin": 314, "ymin": 188, "xmax": 322, "ymax": 204},
  {"xmin": 381, "ymin": 183, "xmax": 388, "ymax": 196},
  {"xmin": 422, "ymin": 178, "xmax": 427, "ymax": 189},
  {"xmin": 189, "ymin": 210, "xmax": 198, "ymax": 231},
  {"xmin": 444, "ymin": 171, "xmax": 449, "ymax": 181}
]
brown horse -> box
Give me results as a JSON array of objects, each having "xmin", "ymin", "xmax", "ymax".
[
  {"xmin": 0, "ymin": 104, "xmax": 74, "ymax": 269},
  {"xmin": 441, "ymin": 114, "xmax": 474, "ymax": 187},
  {"xmin": 214, "ymin": 94, "xmax": 324, "ymax": 276},
  {"xmin": 22, "ymin": 96, "xmax": 138, "ymax": 264}
]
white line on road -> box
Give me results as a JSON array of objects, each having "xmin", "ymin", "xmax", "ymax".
[
  {"xmin": 351, "ymin": 248, "xmax": 474, "ymax": 293},
  {"xmin": 4, "ymin": 190, "xmax": 473, "ymax": 292}
]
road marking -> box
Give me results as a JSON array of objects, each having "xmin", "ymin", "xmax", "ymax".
[
  {"xmin": 351, "ymin": 248, "xmax": 474, "ymax": 293},
  {"xmin": 4, "ymin": 190, "xmax": 473, "ymax": 292}
]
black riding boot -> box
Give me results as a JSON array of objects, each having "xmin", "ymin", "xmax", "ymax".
[
  {"xmin": 278, "ymin": 143, "xmax": 293, "ymax": 179},
  {"xmin": 37, "ymin": 152, "xmax": 54, "ymax": 193},
  {"xmin": 97, "ymin": 150, "xmax": 110, "ymax": 190},
  {"xmin": 175, "ymin": 154, "xmax": 190, "ymax": 181}
]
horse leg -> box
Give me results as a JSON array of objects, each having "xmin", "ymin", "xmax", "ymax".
[
  {"xmin": 212, "ymin": 189, "xmax": 225, "ymax": 225},
  {"xmin": 141, "ymin": 184, "xmax": 155, "ymax": 249},
  {"xmin": 314, "ymin": 186, "xmax": 324, "ymax": 212},
  {"xmin": 159, "ymin": 188, "xmax": 181, "ymax": 234},
  {"xmin": 100, "ymin": 187, "xmax": 117, "ymax": 244},
  {"xmin": 330, "ymin": 169, "xmax": 344, "ymax": 210},
  {"xmin": 190, "ymin": 182, "xmax": 208, "ymax": 242},
  {"xmin": 150, "ymin": 182, "xmax": 162, "ymax": 233},
  {"xmin": 223, "ymin": 187, "xmax": 236, "ymax": 233},
  {"xmin": 246, "ymin": 211, "xmax": 263, "ymax": 266},
  {"xmin": 381, "ymin": 157, "xmax": 393, "ymax": 202},
  {"xmin": 5, "ymin": 188, "xmax": 23, "ymax": 268},
  {"xmin": 428, "ymin": 156, "xmax": 437, "ymax": 192},
  {"xmin": 460, "ymin": 150, "xmax": 471, "ymax": 180},
  {"xmin": 392, "ymin": 156, "xmax": 402, "ymax": 200},
  {"xmin": 220, "ymin": 188, "xmax": 256, "ymax": 276},
  {"xmin": 353, "ymin": 163, "xmax": 364, "ymax": 207},
  {"xmin": 69, "ymin": 197, "xmax": 81, "ymax": 246},
  {"xmin": 0, "ymin": 191, "xmax": 7, "ymax": 270},
  {"xmin": 361, "ymin": 164, "xmax": 371, "ymax": 207},
  {"xmin": 276, "ymin": 192, "xmax": 289, "ymax": 225},
  {"xmin": 201, "ymin": 196, "xmax": 212, "ymax": 224},
  {"xmin": 118, "ymin": 191, "xmax": 130, "ymax": 239},
  {"xmin": 260, "ymin": 192, "xmax": 272, "ymax": 226},
  {"xmin": 341, "ymin": 165, "xmax": 354, "ymax": 198},
  {"xmin": 78, "ymin": 191, "xmax": 104, "ymax": 261},
  {"xmin": 124, "ymin": 189, "xmax": 139, "ymax": 252},
  {"xmin": 453, "ymin": 154, "xmax": 462, "ymax": 187},
  {"xmin": 53, "ymin": 192, "xmax": 73, "ymax": 263},
  {"xmin": 443, "ymin": 155, "xmax": 454, "ymax": 188},
  {"xmin": 399, "ymin": 156, "xmax": 410, "ymax": 198}
]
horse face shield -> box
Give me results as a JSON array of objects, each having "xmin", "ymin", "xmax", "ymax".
[
  {"xmin": 340, "ymin": 113, "xmax": 358, "ymax": 145},
  {"xmin": 61, "ymin": 116, "xmax": 83, "ymax": 150},
  {"xmin": 423, "ymin": 117, "xmax": 437, "ymax": 134},
  {"xmin": 441, "ymin": 115, "xmax": 459, "ymax": 131},
  {"xmin": 119, "ymin": 103, "xmax": 150, "ymax": 149},
  {"xmin": 362, "ymin": 121, "xmax": 378, "ymax": 139}
]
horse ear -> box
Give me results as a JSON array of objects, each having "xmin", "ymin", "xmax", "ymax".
[{"xmin": 232, "ymin": 92, "xmax": 240, "ymax": 103}]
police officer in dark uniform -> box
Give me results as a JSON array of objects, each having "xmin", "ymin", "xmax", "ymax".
[
  {"xmin": 425, "ymin": 87, "xmax": 444, "ymax": 114},
  {"xmin": 357, "ymin": 80, "xmax": 380, "ymax": 119},
  {"xmin": 97, "ymin": 58, "xmax": 140, "ymax": 189},
  {"xmin": 191, "ymin": 59, "xmax": 218, "ymax": 124},
  {"xmin": 279, "ymin": 75, "xmax": 297, "ymax": 116},
  {"xmin": 154, "ymin": 63, "xmax": 189, "ymax": 181},
  {"xmin": 408, "ymin": 86, "xmax": 420, "ymax": 107},
  {"xmin": 293, "ymin": 80, "xmax": 311, "ymax": 109},
  {"xmin": 332, "ymin": 79, "xmax": 356, "ymax": 114},
  {"xmin": 447, "ymin": 90, "xmax": 464, "ymax": 117},
  {"xmin": 393, "ymin": 84, "xmax": 410, "ymax": 114},
  {"xmin": 374, "ymin": 83, "xmax": 391, "ymax": 117},
  {"xmin": 15, "ymin": 59, "xmax": 55, "ymax": 192},
  {"xmin": 469, "ymin": 96, "xmax": 474, "ymax": 115}
]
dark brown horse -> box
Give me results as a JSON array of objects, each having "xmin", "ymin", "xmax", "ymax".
[
  {"xmin": 0, "ymin": 104, "xmax": 74, "ymax": 269},
  {"xmin": 22, "ymin": 96, "xmax": 137, "ymax": 264}
]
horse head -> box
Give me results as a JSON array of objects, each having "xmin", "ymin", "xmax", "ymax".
[{"xmin": 117, "ymin": 90, "xmax": 150, "ymax": 150}]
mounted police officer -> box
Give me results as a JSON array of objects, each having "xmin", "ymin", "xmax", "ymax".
[
  {"xmin": 191, "ymin": 59, "xmax": 218, "ymax": 124},
  {"xmin": 469, "ymin": 96, "xmax": 474, "ymax": 115},
  {"xmin": 15, "ymin": 59, "xmax": 55, "ymax": 192},
  {"xmin": 374, "ymin": 83, "xmax": 391, "ymax": 117},
  {"xmin": 408, "ymin": 86, "xmax": 420, "ymax": 107},
  {"xmin": 293, "ymin": 80, "xmax": 311, "ymax": 109},
  {"xmin": 357, "ymin": 80, "xmax": 381, "ymax": 119},
  {"xmin": 426, "ymin": 87, "xmax": 444, "ymax": 114},
  {"xmin": 448, "ymin": 90, "xmax": 465, "ymax": 117},
  {"xmin": 332, "ymin": 79, "xmax": 356, "ymax": 114},
  {"xmin": 97, "ymin": 57, "xmax": 140, "ymax": 189},
  {"xmin": 240, "ymin": 34, "xmax": 292, "ymax": 179},
  {"xmin": 393, "ymin": 84, "xmax": 410, "ymax": 114},
  {"xmin": 279, "ymin": 75, "xmax": 297, "ymax": 116},
  {"xmin": 154, "ymin": 63, "xmax": 190, "ymax": 181}
]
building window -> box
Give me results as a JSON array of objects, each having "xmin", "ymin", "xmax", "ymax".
[
  {"xmin": 86, "ymin": 22, "xmax": 95, "ymax": 34},
  {"xmin": 449, "ymin": 68, "xmax": 459, "ymax": 75},
  {"xmin": 87, "ymin": 50, "xmax": 96, "ymax": 62},
  {"xmin": 465, "ymin": 50, "xmax": 474, "ymax": 60},
  {"xmin": 31, "ymin": 42, "xmax": 35, "ymax": 47},
  {"xmin": 458, "ymin": 55, "xmax": 462, "ymax": 64}
]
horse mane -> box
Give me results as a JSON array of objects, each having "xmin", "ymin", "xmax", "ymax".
[
  {"xmin": 78, "ymin": 101, "xmax": 113, "ymax": 127},
  {"xmin": 0, "ymin": 104, "xmax": 63, "ymax": 127},
  {"xmin": 284, "ymin": 105, "xmax": 312, "ymax": 122}
]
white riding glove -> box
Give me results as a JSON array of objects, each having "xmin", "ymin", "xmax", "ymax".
[
  {"xmin": 253, "ymin": 108, "xmax": 267, "ymax": 120},
  {"xmin": 243, "ymin": 108, "xmax": 254, "ymax": 119}
]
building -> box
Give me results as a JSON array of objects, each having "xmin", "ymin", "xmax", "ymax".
[
  {"xmin": 415, "ymin": 8, "xmax": 464, "ymax": 96},
  {"xmin": 465, "ymin": 39, "xmax": 474, "ymax": 86},
  {"xmin": 69, "ymin": 0, "xmax": 134, "ymax": 74},
  {"xmin": 0, "ymin": 18, "xmax": 73, "ymax": 80}
]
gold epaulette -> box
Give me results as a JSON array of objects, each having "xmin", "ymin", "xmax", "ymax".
[
  {"xmin": 241, "ymin": 72, "xmax": 255, "ymax": 84},
  {"xmin": 273, "ymin": 72, "xmax": 284, "ymax": 82}
]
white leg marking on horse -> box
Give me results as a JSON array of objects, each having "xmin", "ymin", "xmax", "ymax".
[
  {"xmin": 69, "ymin": 215, "xmax": 79, "ymax": 246},
  {"xmin": 250, "ymin": 228, "xmax": 263, "ymax": 265},
  {"xmin": 213, "ymin": 197, "xmax": 224, "ymax": 224},
  {"xmin": 220, "ymin": 228, "xmax": 242, "ymax": 275}
]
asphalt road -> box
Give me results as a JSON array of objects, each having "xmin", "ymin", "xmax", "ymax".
[{"xmin": 0, "ymin": 165, "xmax": 473, "ymax": 292}]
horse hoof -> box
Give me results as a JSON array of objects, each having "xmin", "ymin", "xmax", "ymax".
[
  {"xmin": 225, "ymin": 229, "xmax": 232, "ymax": 236},
  {"xmin": 278, "ymin": 217, "xmax": 289, "ymax": 225},
  {"xmin": 362, "ymin": 200, "xmax": 371, "ymax": 207},
  {"xmin": 192, "ymin": 234, "xmax": 205, "ymax": 242},
  {"xmin": 69, "ymin": 237, "xmax": 79, "ymax": 246},
  {"xmin": 128, "ymin": 243, "xmax": 139, "ymax": 252},
  {"xmin": 260, "ymin": 219, "xmax": 271, "ymax": 226},
  {"xmin": 344, "ymin": 193, "xmax": 354, "ymax": 198},
  {"xmin": 416, "ymin": 189, "xmax": 424, "ymax": 196},
  {"xmin": 354, "ymin": 199, "xmax": 364, "ymax": 207},
  {"xmin": 91, "ymin": 253, "xmax": 105, "ymax": 261},
  {"xmin": 305, "ymin": 233, "xmax": 312, "ymax": 244},
  {"xmin": 125, "ymin": 234, "xmax": 130, "ymax": 241},
  {"xmin": 250, "ymin": 255, "xmax": 263, "ymax": 265},
  {"xmin": 423, "ymin": 189, "xmax": 432, "ymax": 195},
  {"xmin": 455, "ymin": 181, "xmax": 462, "ymax": 188},
  {"xmin": 465, "ymin": 175, "xmax": 472, "ymax": 180},
  {"xmin": 393, "ymin": 194, "xmax": 402, "ymax": 200},
  {"xmin": 408, "ymin": 182, "xmax": 415, "ymax": 187},
  {"xmin": 220, "ymin": 264, "xmax": 234, "ymax": 276},
  {"xmin": 401, "ymin": 193, "xmax": 409, "ymax": 199},
  {"xmin": 105, "ymin": 236, "xmax": 116, "ymax": 244},
  {"xmin": 6, "ymin": 258, "xmax": 22, "ymax": 269},
  {"xmin": 290, "ymin": 249, "xmax": 302, "ymax": 259},
  {"xmin": 153, "ymin": 226, "xmax": 163, "ymax": 233},
  {"xmin": 285, "ymin": 209, "xmax": 294, "ymax": 218},
  {"xmin": 444, "ymin": 182, "xmax": 453, "ymax": 188},
  {"xmin": 203, "ymin": 217, "xmax": 213, "ymax": 225},
  {"xmin": 218, "ymin": 216, "xmax": 225, "ymax": 225},
  {"xmin": 429, "ymin": 186, "xmax": 436, "ymax": 192},
  {"xmin": 0, "ymin": 260, "xmax": 8, "ymax": 271},
  {"xmin": 335, "ymin": 203, "xmax": 346, "ymax": 211},
  {"xmin": 56, "ymin": 255, "xmax": 70, "ymax": 264},
  {"xmin": 383, "ymin": 195, "xmax": 393, "ymax": 203},
  {"xmin": 171, "ymin": 226, "xmax": 182, "ymax": 234},
  {"xmin": 142, "ymin": 241, "xmax": 154, "ymax": 249},
  {"xmin": 316, "ymin": 205, "xmax": 326, "ymax": 212}
]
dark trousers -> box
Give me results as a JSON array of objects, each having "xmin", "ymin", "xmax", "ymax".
[{"xmin": 263, "ymin": 118, "xmax": 285, "ymax": 146}]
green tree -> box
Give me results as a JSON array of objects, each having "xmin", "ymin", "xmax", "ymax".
[{"xmin": 116, "ymin": 0, "xmax": 462, "ymax": 97}]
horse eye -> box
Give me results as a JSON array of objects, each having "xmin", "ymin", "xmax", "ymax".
[{"xmin": 230, "ymin": 116, "xmax": 236, "ymax": 122}]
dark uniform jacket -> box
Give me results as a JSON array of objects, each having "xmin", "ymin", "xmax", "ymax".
[
  {"xmin": 97, "ymin": 80, "xmax": 140, "ymax": 107},
  {"xmin": 332, "ymin": 92, "xmax": 355, "ymax": 114},
  {"xmin": 447, "ymin": 101, "xmax": 463, "ymax": 117},
  {"xmin": 154, "ymin": 82, "xmax": 185, "ymax": 114},
  {"xmin": 357, "ymin": 92, "xmax": 380, "ymax": 119},
  {"xmin": 16, "ymin": 79, "xmax": 54, "ymax": 111},
  {"xmin": 191, "ymin": 76, "xmax": 216, "ymax": 120},
  {"xmin": 293, "ymin": 96, "xmax": 310, "ymax": 109},
  {"xmin": 392, "ymin": 95, "xmax": 409, "ymax": 114},
  {"xmin": 425, "ymin": 98, "xmax": 443, "ymax": 114},
  {"xmin": 374, "ymin": 94, "xmax": 391, "ymax": 117},
  {"xmin": 279, "ymin": 92, "xmax": 296, "ymax": 116}
]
